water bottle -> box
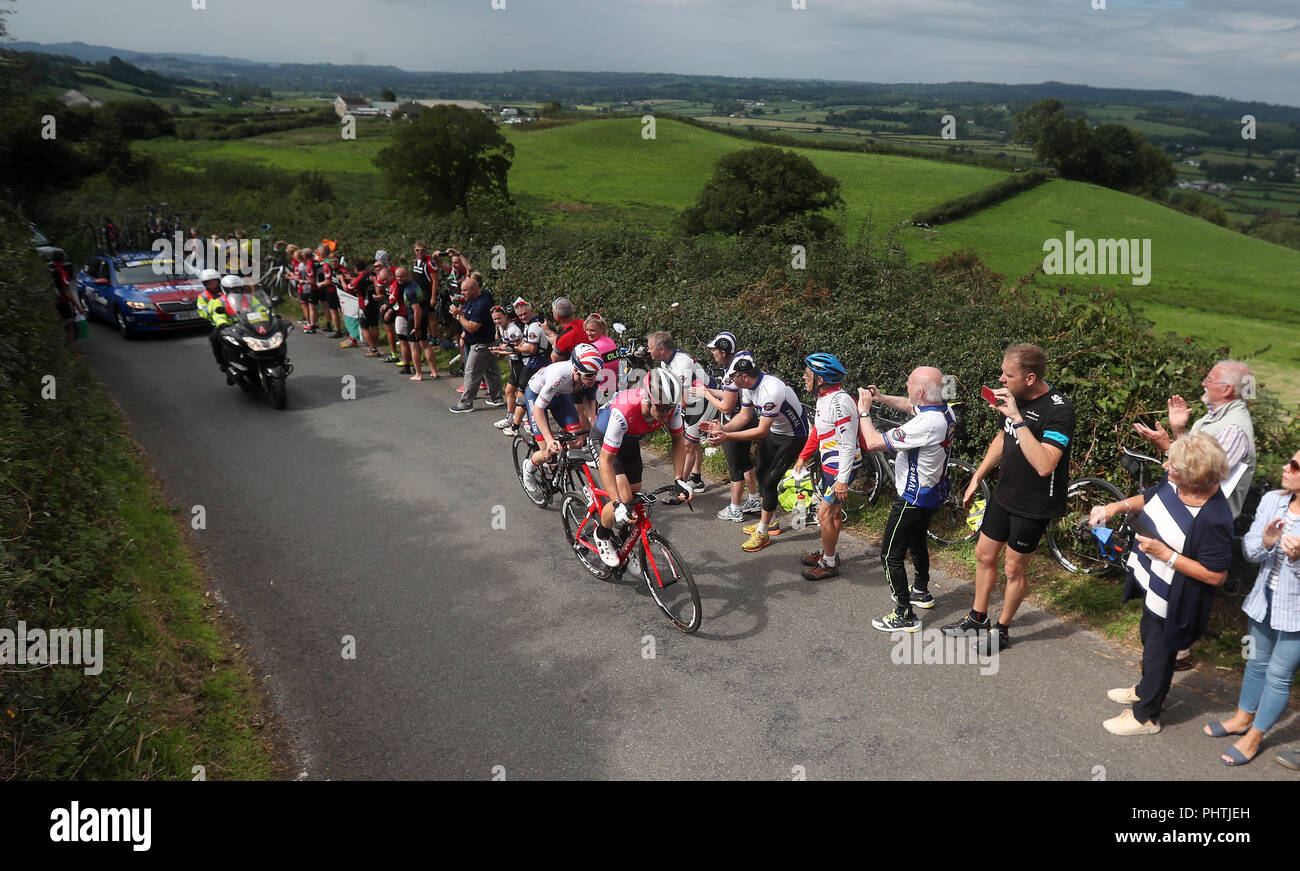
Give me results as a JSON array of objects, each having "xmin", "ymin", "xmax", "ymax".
[{"xmin": 791, "ymin": 492, "xmax": 807, "ymax": 531}]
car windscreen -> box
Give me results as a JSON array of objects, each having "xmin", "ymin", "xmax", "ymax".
[
  {"xmin": 115, "ymin": 260, "xmax": 191, "ymax": 285},
  {"xmin": 30, "ymin": 227, "xmax": 52, "ymax": 246}
]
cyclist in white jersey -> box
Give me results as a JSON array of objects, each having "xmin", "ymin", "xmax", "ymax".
[
  {"xmin": 792, "ymin": 353, "xmax": 861, "ymax": 580},
  {"xmin": 691, "ymin": 332, "xmax": 761, "ymax": 520},
  {"xmin": 703, "ymin": 353, "xmax": 808, "ymax": 553},
  {"xmin": 520, "ymin": 345, "xmax": 602, "ymax": 497}
]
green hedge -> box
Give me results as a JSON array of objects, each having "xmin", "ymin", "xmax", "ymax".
[{"xmin": 909, "ymin": 169, "xmax": 1051, "ymax": 227}]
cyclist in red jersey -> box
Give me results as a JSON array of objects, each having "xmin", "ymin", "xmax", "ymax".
[{"xmin": 588, "ymin": 370, "xmax": 694, "ymax": 566}]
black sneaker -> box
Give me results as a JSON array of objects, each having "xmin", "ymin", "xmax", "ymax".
[
  {"xmin": 941, "ymin": 613, "xmax": 990, "ymax": 637},
  {"xmin": 872, "ymin": 609, "xmax": 920, "ymax": 633},
  {"xmin": 989, "ymin": 626, "xmax": 1011, "ymax": 651},
  {"xmin": 909, "ymin": 587, "xmax": 935, "ymax": 610}
]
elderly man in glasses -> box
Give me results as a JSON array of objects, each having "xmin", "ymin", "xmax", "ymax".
[{"xmin": 1134, "ymin": 358, "xmax": 1258, "ymax": 671}]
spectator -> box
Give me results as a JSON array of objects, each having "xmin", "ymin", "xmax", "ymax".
[
  {"xmin": 497, "ymin": 298, "xmax": 551, "ymax": 435},
  {"xmin": 792, "ymin": 353, "xmax": 859, "ymax": 581},
  {"xmin": 447, "ymin": 274, "xmax": 505, "ymax": 413},
  {"xmin": 1089, "ymin": 433, "xmax": 1233, "ymax": 735},
  {"xmin": 1201, "ymin": 447, "xmax": 1300, "ymax": 764},
  {"xmin": 432, "ymin": 247, "xmax": 470, "ymax": 342},
  {"xmin": 348, "ymin": 260, "xmax": 381, "ymax": 357},
  {"xmin": 650, "ymin": 331, "xmax": 711, "ymax": 493},
  {"xmin": 393, "ymin": 266, "xmax": 421, "ymax": 377},
  {"xmin": 546, "ymin": 297, "xmax": 589, "ymax": 363},
  {"xmin": 410, "ymin": 241, "xmax": 442, "ymax": 377},
  {"xmin": 335, "ymin": 255, "xmax": 362, "ymax": 349},
  {"xmin": 184, "ymin": 226, "xmax": 205, "ymax": 270},
  {"xmin": 693, "ymin": 332, "xmax": 761, "ymax": 521},
  {"xmin": 491, "ymin": 305, "xmax": 527, "ymax": 432},
  {"xmin": 856, "ymin": 367, "xmax": 956, "ymax": 628},
  {"xmin": 1135, "ymin": 358, "xmax": 1257, "ymax": 670},
  {"xmin": 942, "ymin": 343, "xmax": 1075, "ymax": 651},
  {"xmin": 295, "ymin": 249, "xmax": 319, "ymax": 334},
  {"xmin": 49, "ymin": 251, "xmax": 84, "ymax": 348},
  {"xmin": 318, "ymin": 245, "xmax": 344, "ymax": 338},
  {"xmin": 702, "ymin": 353, "xmax": 809, "ymax": 552},
  {"xmin": 584, "ymin": 313, "xmax": 620, "ymax": 404}
]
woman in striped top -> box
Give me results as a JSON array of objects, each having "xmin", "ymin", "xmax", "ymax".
[
  {"xmin": 1088, "ymin": 433, "xmax": 1234, "ymax": 736},
  {"xmin": 1203, "ymin": 447, "xmax": 1300, "ymax": 765}
]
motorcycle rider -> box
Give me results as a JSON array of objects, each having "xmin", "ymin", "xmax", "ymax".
[{"xmin": 196, "ymin": 268, "xmax": 227, "ymax": 371}]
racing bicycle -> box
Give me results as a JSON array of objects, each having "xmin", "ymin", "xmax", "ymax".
[
  {"xmin": 1045, "ymin": 445, "xmax": 1162, "ymax": 575},
  {"xmin": 511, "ymin": 428, "xmax": 592, "ymax": 508},
  {"xmin": 558, "ymin": 434, "xmax": 702, "ymax": 633}
]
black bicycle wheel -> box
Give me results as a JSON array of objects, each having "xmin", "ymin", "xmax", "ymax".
[
  {"xmin": 641, "ymin": 530, "xmax": 702, "ymax": 634},
  {"xmin": 512, "ymin": 434, "xmax": 547, "ymax": 507},
  {"xmin": 1047, "ymin": 477, "xmax": 1128, "ymax": 575},
  {"xmin": 853, "ymin": 452, "xmax": 887, "ymax": 506},
  {"xmin": 560, "ymin": 492, "xmax": 612, "ymax": 580},
  {"xmin": 926, "ymin": 458, "xmax": 989, "ymax": 546}
]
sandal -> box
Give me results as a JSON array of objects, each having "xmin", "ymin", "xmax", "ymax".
[
  {"xmin": 1220, "ymin": 745, "xmax": 1256, "ymax": 766},
  {"xmin": 1204, "ymin": 721, "xmax": 1249, "ymax": 738}
]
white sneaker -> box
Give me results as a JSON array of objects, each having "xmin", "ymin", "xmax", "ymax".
[
  {"xmin": 716, "ymin": 504, "xmax": 745, "ymax": 522},
  {"xmin": 522, "ymin": 467, "xmax": 544, "ymax": 497},
  {"xmin": 484, "ymin": 398, "xmax": 506, "ymax": 408},
  {"xmin": 493, "ymin": 416, "xmax": 512, "ymax": 429},
  {"xmin": 502, "ymin": 424, "xmax": 519, "ymax": 437},
  {"xmin": 595, "ymin": 532, "xmax": 621, "ymax": 567},
  {"xmin": 740, "ymin": 494, "xmax": 762, "ymax": 514},
  {"xmin": 691, "ymin": 479, "xmax": 706, "ymax": 493}
]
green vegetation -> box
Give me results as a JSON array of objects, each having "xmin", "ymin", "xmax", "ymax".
[
  {"xmin": 0, "ymin": 206, "xmax": 275, "ymax": 779},
  {"xmin": 680, "ymin": 146, "xmax": 842, "ymax": 238},
  {"xmin": 911, "ymin": 169, "xmax": 1050, "ymax": 227}
]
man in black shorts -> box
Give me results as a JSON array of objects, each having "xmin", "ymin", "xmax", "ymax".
[{"xmin": 942, "ymin": 343, "xmax": 1075, "ymax": 651}]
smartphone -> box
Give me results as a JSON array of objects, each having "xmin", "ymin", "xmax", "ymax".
[
  {"xmin": 981, "ymin": 385, "xmax": 1000, "ymax": 407},
  {"xmin": 1128, "ymin": 515, "xmax": 1157, "ymax": 540}
]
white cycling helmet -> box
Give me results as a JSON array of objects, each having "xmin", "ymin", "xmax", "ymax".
[
  {"xmin": 645, "ymin": 368, "xmax": 683, "ymax": 406},
  {"xmin": 220, "ymin": 275, "xmax": 245, "ymax": 291},
  {"xmin": 571, "ymin": 343, "xmax": 603, "ymax": 376},
  {"xmin": 199, "ymin": 268, "xmax": 221, "ymax": 283}
]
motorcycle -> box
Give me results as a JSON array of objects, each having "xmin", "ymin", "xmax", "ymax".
[{"xmin": 214, "ymin": 289, "xmax": 294, "ymax": 410}]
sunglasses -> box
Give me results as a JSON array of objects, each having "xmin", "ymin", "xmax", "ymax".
[{"xmin": 1286, "ymin": 459, "xmax": 1300, "ymax": 473}]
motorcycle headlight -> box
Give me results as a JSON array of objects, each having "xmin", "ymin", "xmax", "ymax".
[
  {"xmin": 242, "ymin": 335, "xmax": 271, "ymax": 351},
  {"xmin": 268, "ymin": 331, "xmax": 284, "ymax": 349},
  {"xmin": 125, "ymin": 300, "xmax": 154, "ymax": 311}
]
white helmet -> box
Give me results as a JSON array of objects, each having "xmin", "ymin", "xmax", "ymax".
[
  {"xmin": 199, "ymin": 268, "xmax": 221, "ymax": 283},
  {"xmin": 220, "ymin": 275, "xmax": 244, "ymax": 291},
  {"xmin": 645, "ymin": 368, "xmax": 682, "ymax": 406}
]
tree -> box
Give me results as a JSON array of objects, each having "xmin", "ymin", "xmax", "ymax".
[
  {"xmin": 680, "ymin": 146, "xmax": 842, "ymax": 237},
  {"xmin": 380, "ymin": 88, "xmax": 396, "ymax": 102},
  {"xmin": 373, "ymin": 104, "xmax": 514, "ymax": 217}
]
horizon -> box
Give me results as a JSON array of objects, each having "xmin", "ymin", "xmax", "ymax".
[{"xmin": 9, "ymin": 0, "xmax": 1299, "ymax": 107}]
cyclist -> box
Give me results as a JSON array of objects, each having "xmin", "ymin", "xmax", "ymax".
[
  {"xmin": 792, "ymin": 353, "xmax": 861, "ymax": 580},
  {"xmin": 857, "ymin": 367, "xmax": 957, "ymax": 631},
  {"xmin": 650, "ymin": 331, "xmax": 713, "ymax": 493},
  {"xmin": 703, "ymin": 353, "xmax": 809, "ymax": 552},
  {"xmin": 520, "ymin": 344, "xmax": 603, "ymax": 497},
  {"xmin": 692, "ymin": 332, "xmax": 761, "ymax": 521},
  {"xmin": 589, "ymin": 369, "xmax": 693, "ymax": 567}
]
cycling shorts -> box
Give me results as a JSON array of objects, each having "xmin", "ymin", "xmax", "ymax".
[{"xmin": 524, "ymin": 387, "xmax": 582, "ymax": 438}]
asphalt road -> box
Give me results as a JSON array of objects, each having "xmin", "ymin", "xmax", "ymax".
[{"xmin": 82, "ymin": 319, "xmax": 1297, "ymax": 780}]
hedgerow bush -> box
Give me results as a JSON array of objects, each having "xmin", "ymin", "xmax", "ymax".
[{"xmin": 910, "ymin": 169, "xmax": 1050, "ymax": 227}]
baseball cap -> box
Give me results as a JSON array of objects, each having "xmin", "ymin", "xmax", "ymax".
[
  {"xmin": 707, "ymin": 331, "xmax": 737, "ymax": 354},
  {"xmin": 723, "ymin": 351, "xmax": 756, "ymax": 385}
]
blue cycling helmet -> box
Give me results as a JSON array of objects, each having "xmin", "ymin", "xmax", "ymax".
[{"xmin": 805, "ymin": 352, "xmax": 846, "ymax": 384}]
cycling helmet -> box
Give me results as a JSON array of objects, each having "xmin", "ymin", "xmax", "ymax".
[
  {"xmin": 571, "ymin": 343, "xmax": 603, "ymax": 376},
  {"xmin": 706, "ymin": 331, "xmax": 737, "ymax": 356},
  {"xmin": 805, "ymin": 352, "xmax": 847, "ymax": 384},
  {"xmin": 645, "ymin": 368, "xmax": 683, "ymax": 407},
  {"xmin": 723, "ymin": 352, "xmax": 757, "ymax": 385},
  {"xmin": 199, "ymin": 268, "xmax": 221, "ymax": 284},
  {"xmin": 220, "ymin": 275, "xmax": 244, "ymax": 291}
]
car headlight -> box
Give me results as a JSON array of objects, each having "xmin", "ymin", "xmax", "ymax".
[{"xmin": 125, "ymin": 300, "xmax": 154, "ymax": 311}]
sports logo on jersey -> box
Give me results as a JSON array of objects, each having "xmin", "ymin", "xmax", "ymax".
[
  {"xmin": 763, "ymin": 402, "xmax": 776, "ymax": 411},
  {"xmin": 1051, "ymin": 394, "xmax": 1065, "ymax": 405}
]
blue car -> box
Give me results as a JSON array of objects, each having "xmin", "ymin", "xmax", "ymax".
[{"xmin": 76, "ymin": 251, "xmax": 209, "ymax": 339}]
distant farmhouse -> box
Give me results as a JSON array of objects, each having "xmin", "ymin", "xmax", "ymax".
[
  {"xmin": 337, "ymin": 96, "xmax": 493, "ymax": 121},
  {"xmin": 60, "ymin": 89, "xmax": 103, "ymax": 108}
]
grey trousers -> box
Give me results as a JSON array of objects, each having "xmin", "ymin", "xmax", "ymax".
[{"xmin": 457, "ymin": 342, "xmax": 504, "ymax": 407}]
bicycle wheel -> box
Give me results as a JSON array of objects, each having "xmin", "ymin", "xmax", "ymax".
[
  {"xmin": 1047, "ymin": 477, "xmax": 1128, "ymax": 575},
  {"xmin": 512, "ymin": 434, "xmax": 547, "ymax": 507},
  {"xmin": 852, "ymin": 452, "xmax": 887, "ymax": 506},
  {"xmin": 641, "ymin": 530, "xmax": 702, "ymax": 634},
  {"xmin": 560, "ymin": 492, "xmax": 612, "ymax": 580},
  {"xmin": 926, "ymin": 458, "xmax": 989, "ymax": 546}
]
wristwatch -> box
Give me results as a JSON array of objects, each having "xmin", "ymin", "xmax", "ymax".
[{"xmin": 1012, "ymin": 420, "xmax": 1028, "ymax": 430}]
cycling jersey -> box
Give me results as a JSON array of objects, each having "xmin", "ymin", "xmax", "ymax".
[
  {"xmin": 993, "ymin": 385, "xmax": 1075, "ymax": 519},
  {"xmin": 385, "ymin": 279, "xmax": 407, "ymax": 319},
  {"xmin": 521, "ymin": 317, "xmax": 551, "ymax": 369},
  {"xmin": 740, "ymin": 372, "xmax": 808, "ymax": 438},
  {"xmin": 884, "ymin": 404, "xmax": 957, "ymax": 509},
  {"xmin": 411, "ymin": 254, "xmax": 437, "ymax": 305},
  {"xmin": 797, "ymin": 387, "xmax": 862, "ymax": 483},
  {"xmin": 594, "ymin": 388, "xmax": 684, "ymax": 453},
  {"xmin": 527, "ymin": 361, "xmax": 584, "ymax": 409}
]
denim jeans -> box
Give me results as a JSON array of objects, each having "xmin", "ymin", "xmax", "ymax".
[{"xmin": 1238, "ymin": 587, "xmax": 1300, "ymax": 733}]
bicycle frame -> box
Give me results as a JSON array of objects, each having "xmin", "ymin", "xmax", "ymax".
[{"xmin": 570, "ymin": 462, "xmax": 673, "ymax": 588}]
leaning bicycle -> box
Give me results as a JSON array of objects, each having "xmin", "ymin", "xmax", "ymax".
[
  {"xmin": 1046, "ymin": 445, "xmax": 1161, "ymax": 575},
  {"xmin": 559, "ymin": 469, "xmax": 702, "ymax": 634}
]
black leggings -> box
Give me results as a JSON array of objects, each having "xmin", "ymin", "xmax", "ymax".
[
  {"xmin": 881, "ymin": 498, "xmax": 937, "ymax": 612},
  {"xmin": 756, "ymin": 433, "xmax": 800, "ymax": 512},
  {"xmin": 723, "ymin": 436, "xmax": 753, "ymax": 483}
]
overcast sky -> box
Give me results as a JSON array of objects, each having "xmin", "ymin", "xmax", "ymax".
[{"xmin": 9, "ymin": 0, "xmax": 1299, "ymax": 106}]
